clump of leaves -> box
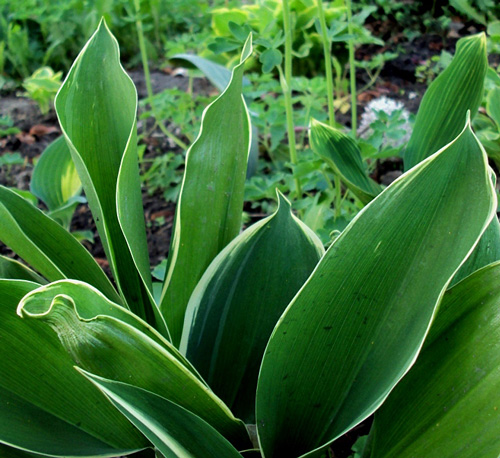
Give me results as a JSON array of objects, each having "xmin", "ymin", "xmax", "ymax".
[
  {"xmin": 0, "ymin": 21, "xmax": 499, "ymax": 458},
  {"xmin": 23, "ymin": 66, "xmax": 62, "ymax": 114}
]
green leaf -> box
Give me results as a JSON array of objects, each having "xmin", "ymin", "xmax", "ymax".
[
  {"xmin": 9, "ymin": 188, "xmax": 38, "ymax": 205},
  {"xmin": 19, "ymin": 280, "xmax": 199, "ymax": 381},
  {"xmin": 168, "ymin": 54, "xmax": 257, "ymax": 178},
  {"xmin": 0, "ymin": 185, "xmax": 120, "ymax": 304},
  {"xmin": 256, "ymin": 120, "xmax": 496, "ymax": 458},
  {"xmin": 259, "ymin": 48, "xmax": 282, "ymax": 73},
  {"xmin": 30, "ymin": 136, "xmax": 82, "ymax": 215},
  {"xmin": 181, "ymin": 192, "xmax": 324, "ymax": 422},
  {"xmin": 0, "ymin": 280, "xmax": 148, "ymax": 456},
  {"xmin": 46, "ymin": 198, "xmax": 85, "ymax": 230},
  {"xmin": 19, "ymin": 284, "xmax": 250, "ymax": 450},
  {"xmin": 0, "ymin": 255, "xmax": 46, "ymax": 284},
  {"xmin": 449, "ymin": 0, "xmax": 487, "ymax": 25},
  {"xmin": 310, "ymin": 119, "xmax": 382, "ymax": 204},
  {"xmin": 404, "ymin": 33, "xmax": 487, "ymax": 171},
  {"xmin": 169, "ymin": 54, "xmax": 250, "ymax": 95},
  {"xmin": 55, "ymin": 20, "xmax": 156, "ymax": 327},
  {"xmin": 486, "ymin": 86, "xmax": 500, "ymax": 131},
  {"xmin": 367, "ymin": 262, "xmax": 500, "ymax": 458},
  {"xmin": 160, "ymin": 36, "xmax": 253, "ymax": 346},
  {"xmin": 211, "ymin": 8, "xmax": 249, "ymax": 36},
  {"xmin": 451, "ymin": 215, "xmax": 500, "ymax": 286},
  {"xmin": 81, "ymin": 372, "xmax": 245, "ymax": 458}
]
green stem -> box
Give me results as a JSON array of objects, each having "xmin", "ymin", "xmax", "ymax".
[
  {"xmin": 334, "ymin": 175, "xmax": 342, "ymax": 219},
  {"xmin": 133, "ymin": 0, "xmax": 188, "ymax": 151},
  {"xmin": 345, "ymin": 0, "xmax": 357, "ymax": 137},
  {"xmin": 281, "ymin": 0, "xmax": 302, "ymax": 198},
  {"xmin": 316, "ymin": 0, "xmax": 335, "ymax": 126},
  {"xmin": 317, "ymin": 0, "xmax": 341, "ymax": 218}
]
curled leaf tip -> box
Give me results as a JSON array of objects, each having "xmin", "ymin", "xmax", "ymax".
[
  {"xmin": 240, "ymin": 33, "xmax": 253, "ymax": 63},
  {"xmin": 275, "ymin": 189, "xmax": 292, "ymax": 211}
]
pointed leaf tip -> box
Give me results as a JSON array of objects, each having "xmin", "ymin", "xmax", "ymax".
[
  {"xmin": 241, "ymin": 33, "xmax": 253, "ymax": 63},
  {"xmin": 275, "ymin": 189, "xmax": 292, "ymax": 211}
]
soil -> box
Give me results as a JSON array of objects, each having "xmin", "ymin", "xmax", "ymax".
[{"xmin": 0, "ymin": 28, "xmax": 474, "ymax": 458}]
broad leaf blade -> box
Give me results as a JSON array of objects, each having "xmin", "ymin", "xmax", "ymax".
[
  {"xmin": 160, "ymin": 36, "xmax": 253, "ymax": 346},
  {"xmin": 256, "ymin": 121, "xmax": 495, "ymax": 458},
  {"xmin": 81, "ymin": 372, "xmax": 245, "ymax": 458},
  {"xmin": 19, "ymin": 287, "xmax": 250, "ymax": 450},
  {"xmin": 368, "ymin": 262, "xmax": 500, "ymax": 458},
  {"xmin": 0, "ymin": 280, "xmax": 147, "ymax": 456},
  {"xmin": 55, "ymin": 20, "xmax": 156, "ymax": 326},
  {"xmin": 0, "ymin": 186, "xmax": 120, "ymax": 303},
  {"xmin": 181, "ymin": 192, "xmax": 324, "ymax": 422},
  {"xmin": 310, "ymin": 119, "xmax": 381, "ymax": 204},
  {"xmin": 404, "ymin": 33, "xmax": 487, "ymax": 170}
]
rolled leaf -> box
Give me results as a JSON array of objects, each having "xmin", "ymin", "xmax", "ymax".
[
  {"xmin": 310, "ymin": 119, "xmax": 381, "ymax": 204},
  {"xmin": 404, "ymin": 33, "xmax": 487, "ymax": 170},
  {"xmin": 367, "ymin": 262, "xmax": 500, "ymax": 458},
  {"xmin": 19, "ymin": 288, "xmax": 250, "ymax": 450},
  {"xmin": 0, "ymin": 185, "xmax": 120, "ymax": 303},
  {"xmin": 55, "ymin": 20, "xmax": 156, "ymax": 327},
  {"xmin": 0, "ymin": 255, "xmax": 46, "ymax": 284},
  {"xmin": 30, "ymin": 136, "xmax": 84, "ymax": 229},
  {"xmin": 81, "ymin": 371, "xmax": 245, "ymax": 458},
  {"xmin": 0, "ymin": 280, "xmax": 147, "ymax": 456},
  {"xmin": 256, "ymin": 120, "xmax": 495, "ymax": 458},
  {"xmin": 181, "ymin": 192, "xmax": 324, "ymax": 421},
  {"xmin": 160, "ymin": 36, "xmax": 253, "ymax": 346}
]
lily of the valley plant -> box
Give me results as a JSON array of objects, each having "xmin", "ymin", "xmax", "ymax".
[{"xmin": 1, "ymin": 20, "xmax": 499, "ymax": 458}]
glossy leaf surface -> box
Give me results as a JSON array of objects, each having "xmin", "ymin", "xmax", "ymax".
[
  {"xmin": 55, "ymin": 20, "xmax": 155, "ymax": 325},
  {"xmin": 0, "ymin": 185, "xmax": 119, "ymax": 303},
  {"xmin": 310, "ymin": 119, "xmax": 381, "ymax": 204},
  {"xmin": 82, "ymin": 372, "xmax": 245, "ymax": 458},
  {"xmin": 256, "ymin": 122, "xmax": 495, "ymax": 458},
  {"xmin": 19, "ymin": 284, "xmax": 249, "ymax": 449},
  {"xmin": 160, "ymin": 36, "xmax": 253, "ymax": 346},
  {"xmin": 181, "ymin": 193, "xmax": 324, "ymax": 421},
  {"xmin": 0, "ymin": 280, "xmax": 147, "ymax": 456},
  {"xmin": 404, "ymin": 33, "xmax": 487, "ymax": 170},
  {"xmin": 367, "ymin": 262, "xmax": 500, "ymax": 458}
]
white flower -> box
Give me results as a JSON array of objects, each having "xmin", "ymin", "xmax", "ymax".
[{"xmin": 358, "ymin": 96, "xmax": 412, "ymax": 149}]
